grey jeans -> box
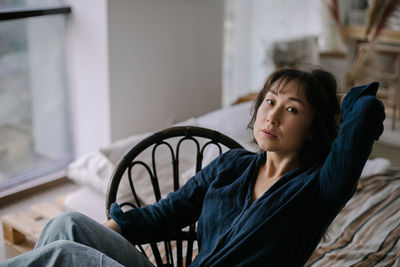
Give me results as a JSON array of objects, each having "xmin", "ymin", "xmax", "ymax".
[{"xmin": 0, "ymin": 211, "xmax": 155, "ymax": 267}]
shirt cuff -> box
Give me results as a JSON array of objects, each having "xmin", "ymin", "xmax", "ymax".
[
  {"xmin": 109, "ymin": 202, "xmax": 133, "ymax": 238},
  {"xmin": 342, "ymin": 82, "xmax": 379, "ymax": 117}
]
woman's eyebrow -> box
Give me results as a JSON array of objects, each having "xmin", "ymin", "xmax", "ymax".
[
  {"xmin": 269, "ymin": 90, "xmax": 278, "ymax": 95},
  {"xmin": 288, "ymin": 97, "xmax": 305, "ymax": 106},
  {"xmin": 269, "ymin": 90, "xmax": 305, "ymax": 106}
]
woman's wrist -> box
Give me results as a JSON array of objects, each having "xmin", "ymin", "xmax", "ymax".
[{"xmin": 103, "ymin": 219, "xmax": 121, "ymax": 233}]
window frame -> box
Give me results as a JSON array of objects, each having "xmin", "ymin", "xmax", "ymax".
[{"xmin": 0, "ymin": 5, "xmax": 71, "ymax": 21}]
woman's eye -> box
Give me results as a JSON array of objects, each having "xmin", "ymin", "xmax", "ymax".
[
  {"xmin": 287, "ymin": 107, "xmax": 298, "ymax": 114},
  {"xmin": 266, "ymin": 99, "xmax": 274, "ymax": 105}
]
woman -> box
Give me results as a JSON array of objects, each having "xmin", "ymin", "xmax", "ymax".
[{"xmin": 1, "ymin": 68, "xmax": 385, "ymax": 266}]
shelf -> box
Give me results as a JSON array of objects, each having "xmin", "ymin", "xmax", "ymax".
[{"xmin": 343, "ymin": 25, "xmax": 400, "ymax": 45}]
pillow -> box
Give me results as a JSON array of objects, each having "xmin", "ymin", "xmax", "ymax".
[
  {"xmin": 67, "ymin": 150, "xmax": 114, "ymax": 196},
  {"xmin": 360, "ymin": 157, "xmax": 391, "ymax": 178},
  {"xmin": 67, "ymin": 131, "xmax": 152, "ymax": 197}
]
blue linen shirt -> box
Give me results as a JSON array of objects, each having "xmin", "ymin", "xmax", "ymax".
[{"xmin": 110, "ymin": 82, "xmax": 385, "ymax": 266}]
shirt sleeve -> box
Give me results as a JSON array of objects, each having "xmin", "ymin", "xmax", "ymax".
[
  {"xmin": 318, "ymin": 82, "xmax": 385, "ymax": 211},
  {"xmin": 109, "ymin": 149, "xmax": 243, "ymax": 244}
]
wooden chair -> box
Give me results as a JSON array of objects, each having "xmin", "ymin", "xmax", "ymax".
[{"xmin": 106, "ymin": 126, "xmax": 243, "ymax": 267}]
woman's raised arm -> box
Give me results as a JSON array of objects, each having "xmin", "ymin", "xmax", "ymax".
[{"xmin": 318, "ymin": 82, "xmax": 385, "ymax": 211}]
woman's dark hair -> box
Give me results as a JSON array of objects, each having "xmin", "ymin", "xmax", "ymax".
[{"xmin": 248, "ymin": 67, "xmax": 340, "ymax": 167}]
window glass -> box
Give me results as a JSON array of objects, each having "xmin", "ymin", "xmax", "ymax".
[{"xmin": 0, "ymin": 10, "xmax": 71, "ymax": 190}]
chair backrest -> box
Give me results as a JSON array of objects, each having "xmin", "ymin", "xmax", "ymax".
[{"xmin": 106, "ymin": 126, "xmax": 243, "ymax": 267}]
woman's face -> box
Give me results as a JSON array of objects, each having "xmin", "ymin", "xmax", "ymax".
[{"xmin": 253, "ymin": 80, "xmax": 314, "ymax": 156}]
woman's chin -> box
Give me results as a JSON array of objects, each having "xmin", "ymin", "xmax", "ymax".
[{"xmin": 258, "ymin": 143, "xmax": 277, "ymax": 152}]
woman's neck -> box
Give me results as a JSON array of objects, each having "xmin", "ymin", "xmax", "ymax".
[
  {"xmin": 264, "ymin": 151, "xmax": 299, "ymax": 180},
  {"xmin": 251, "ymin": 151, "xmax": 300, "ymax": 203}
]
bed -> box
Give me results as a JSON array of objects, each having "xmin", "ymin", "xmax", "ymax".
[{"xmin": 65, "ymin": 100, "xmax": 400, "ymax": 266}]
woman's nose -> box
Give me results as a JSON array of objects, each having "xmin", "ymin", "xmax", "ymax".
[{"xmin": 267, "ymin": 108, "xmax": 280, "ymax": 126}]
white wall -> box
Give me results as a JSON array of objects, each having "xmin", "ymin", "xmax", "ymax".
[
  {"xmin": 222, "ymin": 0, "xmax": 252, "ymax": 107},
  {"xmin": 66, "ymin": 0, "xmax": 224, "ymax": 155},
  {"xmin": 223, "ymin": 0, "xmax": 323, "ymax": 106},
  {"xmin": 108, "ymin": 0, "xmax": 224, "ymax": 141},
  {"xmin": 66, "ymin": 0, "xmax": 111, "ymax": 157}
]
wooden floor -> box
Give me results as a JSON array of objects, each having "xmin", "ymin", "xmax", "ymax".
[{"xmin": 0, "ymin": 179, "xmax": 79, "ymax": 261}]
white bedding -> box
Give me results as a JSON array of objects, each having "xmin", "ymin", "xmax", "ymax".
[{"xmin": 64, "ymin": 101, "xmax": 391, "ymax": 222}]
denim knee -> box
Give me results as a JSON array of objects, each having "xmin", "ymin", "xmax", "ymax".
[
  {"xmin": 35, "ymin": 211, "xmax": 91, "ymax": 248},
  {"xmin": 47, "ymin": 239, "xmax": 78, "ymax": 251},
  {"xmin": 46, "ymin": 211, "xmax": 91, "ymax": 232}
]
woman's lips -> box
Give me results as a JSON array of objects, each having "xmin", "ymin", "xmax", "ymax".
[{"xmin": 262, "ymin": 129, "xmax": 277, "ymax": 138}]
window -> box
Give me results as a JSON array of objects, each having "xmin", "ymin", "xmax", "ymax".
[{"xmin": 0, "ymin": 2, "xmax": 72, "ymax": 193}]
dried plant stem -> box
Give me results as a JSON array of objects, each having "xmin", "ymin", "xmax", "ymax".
[
  {"xmin": 326, "ymin": 0, "xmax": 348, "ymax": 44},
  {"xmin": 365, "ymin": 0, "xmax": 388, "ymax": 38},
  {"xmin": 371, "ymin": 0, "xmax": 400, "ymax": 40},
  {"xmin": 346, "ymin": 42, "xmax": 378, "ymax": 88}
]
